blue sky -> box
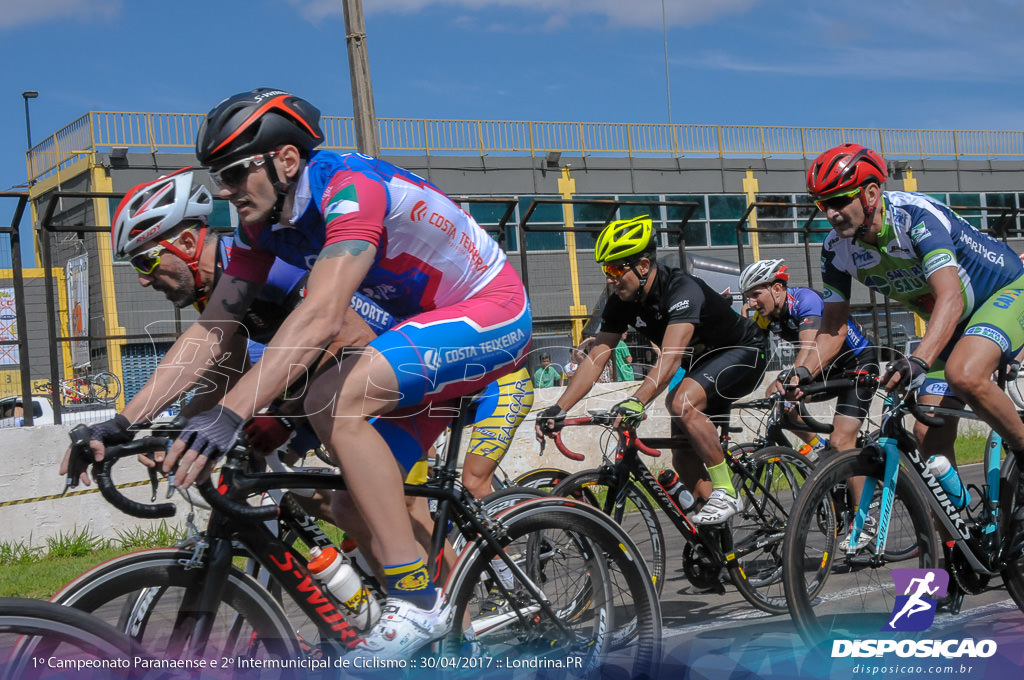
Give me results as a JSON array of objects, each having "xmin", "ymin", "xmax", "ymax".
[{"xmin": 2, "ymin": 0, "xmax": 1024, "ymax": 196}]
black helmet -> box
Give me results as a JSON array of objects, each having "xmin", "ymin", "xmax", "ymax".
[{"xmin": 195, "ymin": 88, "xmax": 324, "ymax": 166}]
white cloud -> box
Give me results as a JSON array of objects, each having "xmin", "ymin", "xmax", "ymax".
[
  {"xmin": 0, "ymin": 0, "xmax": 120, "ymax": 29},
  {"xmin": 288, "ymin": 0, "xmax": 762, "ymax": 29}
]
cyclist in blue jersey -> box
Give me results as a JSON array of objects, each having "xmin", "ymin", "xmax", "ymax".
[
  {"xmin": 792, "ymin": 143, "xmax": 1024, "ymax": 477},
  {"xmin": 740, "ymin": 258, "xmax": 878, "ymax": 458}
]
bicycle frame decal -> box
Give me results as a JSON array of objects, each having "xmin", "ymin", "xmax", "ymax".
[{"xmin": 903, "ymin": 443, "xmax": 972, "ymax": 540}]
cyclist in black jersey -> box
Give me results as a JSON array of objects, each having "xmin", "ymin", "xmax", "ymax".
[{"xmin": 536, "ymin": 215, "xmax": 770, "ymax": 524}]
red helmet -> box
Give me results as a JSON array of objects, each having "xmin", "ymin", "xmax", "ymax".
[{"xmin": 806, "ymin": 143, "xmax": 888, "ymax": 199}]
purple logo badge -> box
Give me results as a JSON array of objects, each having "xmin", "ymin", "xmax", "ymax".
[{"xmin": 883, "ymin": 569, "xmax": 949, "ymax": 632}]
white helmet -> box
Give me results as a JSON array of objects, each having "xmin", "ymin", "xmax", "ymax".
[
  {"xmin": 111, "ymin": 168, "xmax": 212, "ymax": 258},
  {"xmin": 739, "ymin": 258, "xmax": 789, "ymax": 293}
]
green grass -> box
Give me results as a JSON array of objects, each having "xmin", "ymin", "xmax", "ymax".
[
  {"xmin": 0, "ymin": 523, "xmax": 187, "ymax": 600},
  {"xmin": 955, "ymin": 433, "xmax": 988, "ymax": 465}
]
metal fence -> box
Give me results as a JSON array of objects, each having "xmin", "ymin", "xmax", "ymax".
[{"xmin": 26, "ymin": 111, "xmax": 1024, "ymax": 185}]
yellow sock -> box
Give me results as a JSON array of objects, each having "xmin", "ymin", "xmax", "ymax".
[{"xmin": 706, "ymin": 460, "xmax": 736, "ymax": 497}]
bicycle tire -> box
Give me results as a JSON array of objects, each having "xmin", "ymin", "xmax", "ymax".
[
  {"xmin": 553, "ymin": 468, "xmax": 666, "ymax": 597},
  {"xmin": 509, "ymin": 467, "xmax": 570, "ymax": 492},
  {"xmin": 729, "ymin": 445, "xmax": 819, "ymax": 614},
  {"xmin": 782, "ymin": 448, "xmax": 937, "ymax": 646},
  {"xmin": 52, "ymin": 548, "xmax": 304, "ymax": 661},
  {"xmin": 0, "ymin": 597, "xmax": 141, "ymax": 680},
  {"xmin": 450, "ymin": 486, "xmax": 550, "ymax": 554},
  {"xmin": 999, "ymin": 455, "xmax": 1024, "ymax": 612},
  {"xmin": 88, "ymin": 372, "xmax": 121, "ymax": 405},
  {"xmin": 441, "ymin": 498, "xmax": 661, "ymax": 678}
]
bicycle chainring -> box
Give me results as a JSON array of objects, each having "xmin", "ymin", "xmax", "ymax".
[
  {"xmin": 946, "ymin": 543, "xmax": 989, "ymax": 595},
  {"xmin": 683, "ymin": 542, "xmax": 723, "ymax": 592}
]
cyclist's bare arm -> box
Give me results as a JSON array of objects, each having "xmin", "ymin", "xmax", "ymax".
[
  {"xmin": 906, "ymin": 267, "xmax": 963, "ymax": 369},
  {"xmin": 123, "ymin": 275, "xmax": 261, "ymax": 424},
  {"xmin": 551, "ymin": 331, "xmax": 619, "ymax": 411},
  {"xmin": 178, "ymin": 333, "xmax": 250, "ymax": 417},
  {"xmin": 770, "ymin": 325, "xmax": 823, "ymax": 396},
  {"xmin": 210, "ymin": 241, "xmax": 375, "ymax": 426},
  {"xmin": 631, "ymin": 322, "xmax": 694, "ymax": 405}
]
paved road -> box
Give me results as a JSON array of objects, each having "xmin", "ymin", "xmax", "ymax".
[{"xmin": 648, "ymin": 461, "xmax": 1024, "ymax": 679}]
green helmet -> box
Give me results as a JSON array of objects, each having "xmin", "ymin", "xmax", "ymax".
[{"xmin": 594, "ymin": 215, "xmax": 653, "ymax": 263}]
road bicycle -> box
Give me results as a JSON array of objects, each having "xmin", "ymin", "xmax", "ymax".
[
  {"xmin": 38, "ymin": 372, "xmax": 121, "ymax": 407},
  {"xmin": 547, "ymin": 407, "xmax": 819, "ymax": 616},
  {"xmin": 0, "ymin": 597, "xmax": 145, "ymax": 680},
  {"xmin": 782, "ymin": 377, "xmax": 1024, "ymax": 645},
  {"xmin": 57, "ymin": 396, "xmax": 663, "ymax": 676}
]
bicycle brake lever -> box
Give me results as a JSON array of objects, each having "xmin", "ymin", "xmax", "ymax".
[
  {"xmin": 63, "ymin": 424, "xmax": 94, "ymax": 495},
  {"xmin": 148, "ymin": 464, "xmax": 159, "ymax": 503}
]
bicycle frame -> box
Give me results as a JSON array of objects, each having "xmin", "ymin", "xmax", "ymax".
[{"xmin": 851, "ymin": 392, "xmax": 1013, "ymax": 576}]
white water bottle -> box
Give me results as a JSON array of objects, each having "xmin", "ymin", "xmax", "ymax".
[
  {"xmin": 308, "ymin": 546, "xmax": 380, "ymax": 630},
  {"xmin": 925, "ymin": 455, "xmax": 970, "ymax": 510}
]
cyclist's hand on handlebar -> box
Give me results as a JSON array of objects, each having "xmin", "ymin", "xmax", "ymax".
[
  {"xmin": 535, "ymin": 404, "xmax": 567, "ymax": 442},
  {"xmin": 882, "ymin": 355, "xmax": 929, "ymax": 392},
  {"xmin": 778, "ymin": 366, "xmax": 813, "ymax": 400},
  {"xmin": 611, "ymin": 397, "xmax": 646, "ymax": 429},
  {"xmin": 59, "ymin": 414, "xmax": 133, "ymax": 486},
  {"xmin": 167, "ymin": 405, "xmax": 245, "ymax": 488}
]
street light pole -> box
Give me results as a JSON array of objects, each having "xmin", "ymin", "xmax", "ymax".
[
  {"xmin": 22, "ymin": 91, "xmax": 38, "ymax": 184},
  {"xmin": 341, "ymin": 0, "xmax": 380, "ymax": 157}
]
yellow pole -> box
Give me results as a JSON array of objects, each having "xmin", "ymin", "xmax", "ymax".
[
  {"xmin": 901, "ymin": 168, "xmax": 928, "ymax": 337},
  {"xmin": 558, "ymin": 167, "xmax": 589, "ymax": 346},
  {"xmin": 743, "ymin": 169, "xmax": 761, "ymax": 261},
  {"xmin": 91, "ymin": 166, "xmax": 128, "ymax": 411}
]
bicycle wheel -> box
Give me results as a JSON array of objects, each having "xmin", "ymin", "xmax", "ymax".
[
  {"xmin": 0, "ymin": 598, "xmax": 140, "ymax": 680},
  {"xmin": 88, "ymin": 372, "xmax": 121, "ymax": 404},
  {"xmin": 441, "ymin": 498, "xmax": 661, "ymax": 678},
  {"xmin": 729, "ymin": 445, "xmax": 819, "ymax": 614},
  {"xmin": 510, "ymin": 467, "xmax": 570, "ymax": 492},
  {"xmin": 450, "ymin": 486, "xmax": 549, "ymax": 554},
  {"xmin": 53, "ymin": 548, "xmax": 303, "ymax": 661},
  {"xmin": 999, "ymin": 455, "xmax": 1024, "ymax": 611},
  {"xmin": 783, "ymin": 448, "xmax": 937, "ymax": 645},
  {"xmin": 553, "ymin": 468, "xmax": 666, "ymax": 596}
]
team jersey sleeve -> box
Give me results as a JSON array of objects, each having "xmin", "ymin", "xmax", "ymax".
[
  {"xmin": 905, "ymin": 206, "xmax": 959, "ymax": 278},
  {"xmin": 320, "ymin": 170, "xmax": 389, "ymax": 248},
  {"xmin": 790, "ymin": 288, "xmax": 823, "ymax": 332},
  {"xmin": 223, "ymin": 222, "xmax": 275, "ymax": 283},
  {"xmin": 820, "ymin": 236, "xmax": 853, "ymax": 303}
]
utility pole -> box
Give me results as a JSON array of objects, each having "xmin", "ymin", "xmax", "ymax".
[{"xmin": 342, "ymin": 0, "xmax": 380, "ymax": 156}]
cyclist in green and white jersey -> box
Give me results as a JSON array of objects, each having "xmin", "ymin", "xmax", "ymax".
[{"xmin": 792, "ymin": 142, "xmax": 1024, "ymax": 470}]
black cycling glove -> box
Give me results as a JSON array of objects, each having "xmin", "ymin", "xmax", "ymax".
[
  {"xmin": 537, "ymin": 404, "xmax": 567, "ymax": 434},
  {"xmin": 176, "ymin": 405, "xmax": 245, "ymax": 461},
  {"xmin": 777, "ymin": 366, "xmax": 813, "ymax": 386},
  {"xmin": 89, "ymin": 414, "xmax": 135, "ymax": 446},
  {"xmin": 882, "ymin": 355, "xmax": 930, "ymax": 391}
]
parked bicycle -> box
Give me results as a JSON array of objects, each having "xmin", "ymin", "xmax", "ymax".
[
  {"xmin": 547, "ymin": 406, "xmax": 819, "ymax": 615},
  {"xmin": 782, "ymin": 374, "xmax": 1024, "ymax": 645},
  {"xmin": 58, "ymin": 396, "xmax": 663, "ymax": 676},
  {"xmin": 37, "ymin": 372, "xmax": 121, "ymax": 407}
]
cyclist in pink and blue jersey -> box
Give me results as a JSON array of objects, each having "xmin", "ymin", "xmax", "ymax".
[{"xmin": 79, "ymin": 89, "xmax": 530, "ymax": 656}]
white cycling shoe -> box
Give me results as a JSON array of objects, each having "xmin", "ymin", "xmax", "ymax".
[
  {"xmin": 350, "ymin": 592, "xmax": 454, "ymax": 658},
  {"xmin": 691, "ymin": 489, "xmax": 741, "ymax": 525}
]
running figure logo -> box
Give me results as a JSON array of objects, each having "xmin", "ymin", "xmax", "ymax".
[{"xmin": 883, "ymin": 569, "xmax": 949, "ymax": 632}]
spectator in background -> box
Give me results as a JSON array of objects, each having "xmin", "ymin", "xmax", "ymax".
[
  {"xmin": 614, "ymin": 333, "xmax": 635, "ymax": 381},
  {"xmin": 565, "ymin": 347, "xmax": 584, "ymax": 379},
  {"xmin": 534, "ymin": 353, "xmax": 564, "ymax": 388}
]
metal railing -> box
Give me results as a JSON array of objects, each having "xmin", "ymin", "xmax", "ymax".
[{"xmin": 26, "ymin": 112, "xmax": 1024, "ymax": 184}]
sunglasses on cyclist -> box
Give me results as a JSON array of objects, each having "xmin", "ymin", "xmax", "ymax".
[
  {"xmin": 209, "ymin": 151, "xmax": 278, "ymax": 189},
  {"xmin": 128, "ymin": 233, "xmax": 190, "ymax": 275},
  {"xmin": 601, "ymin": 261, "xmax": 634, "ymax": 279},
  {"xmin": 814, "ymin": 187, "xmax": 862, "ymax": 212}
]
